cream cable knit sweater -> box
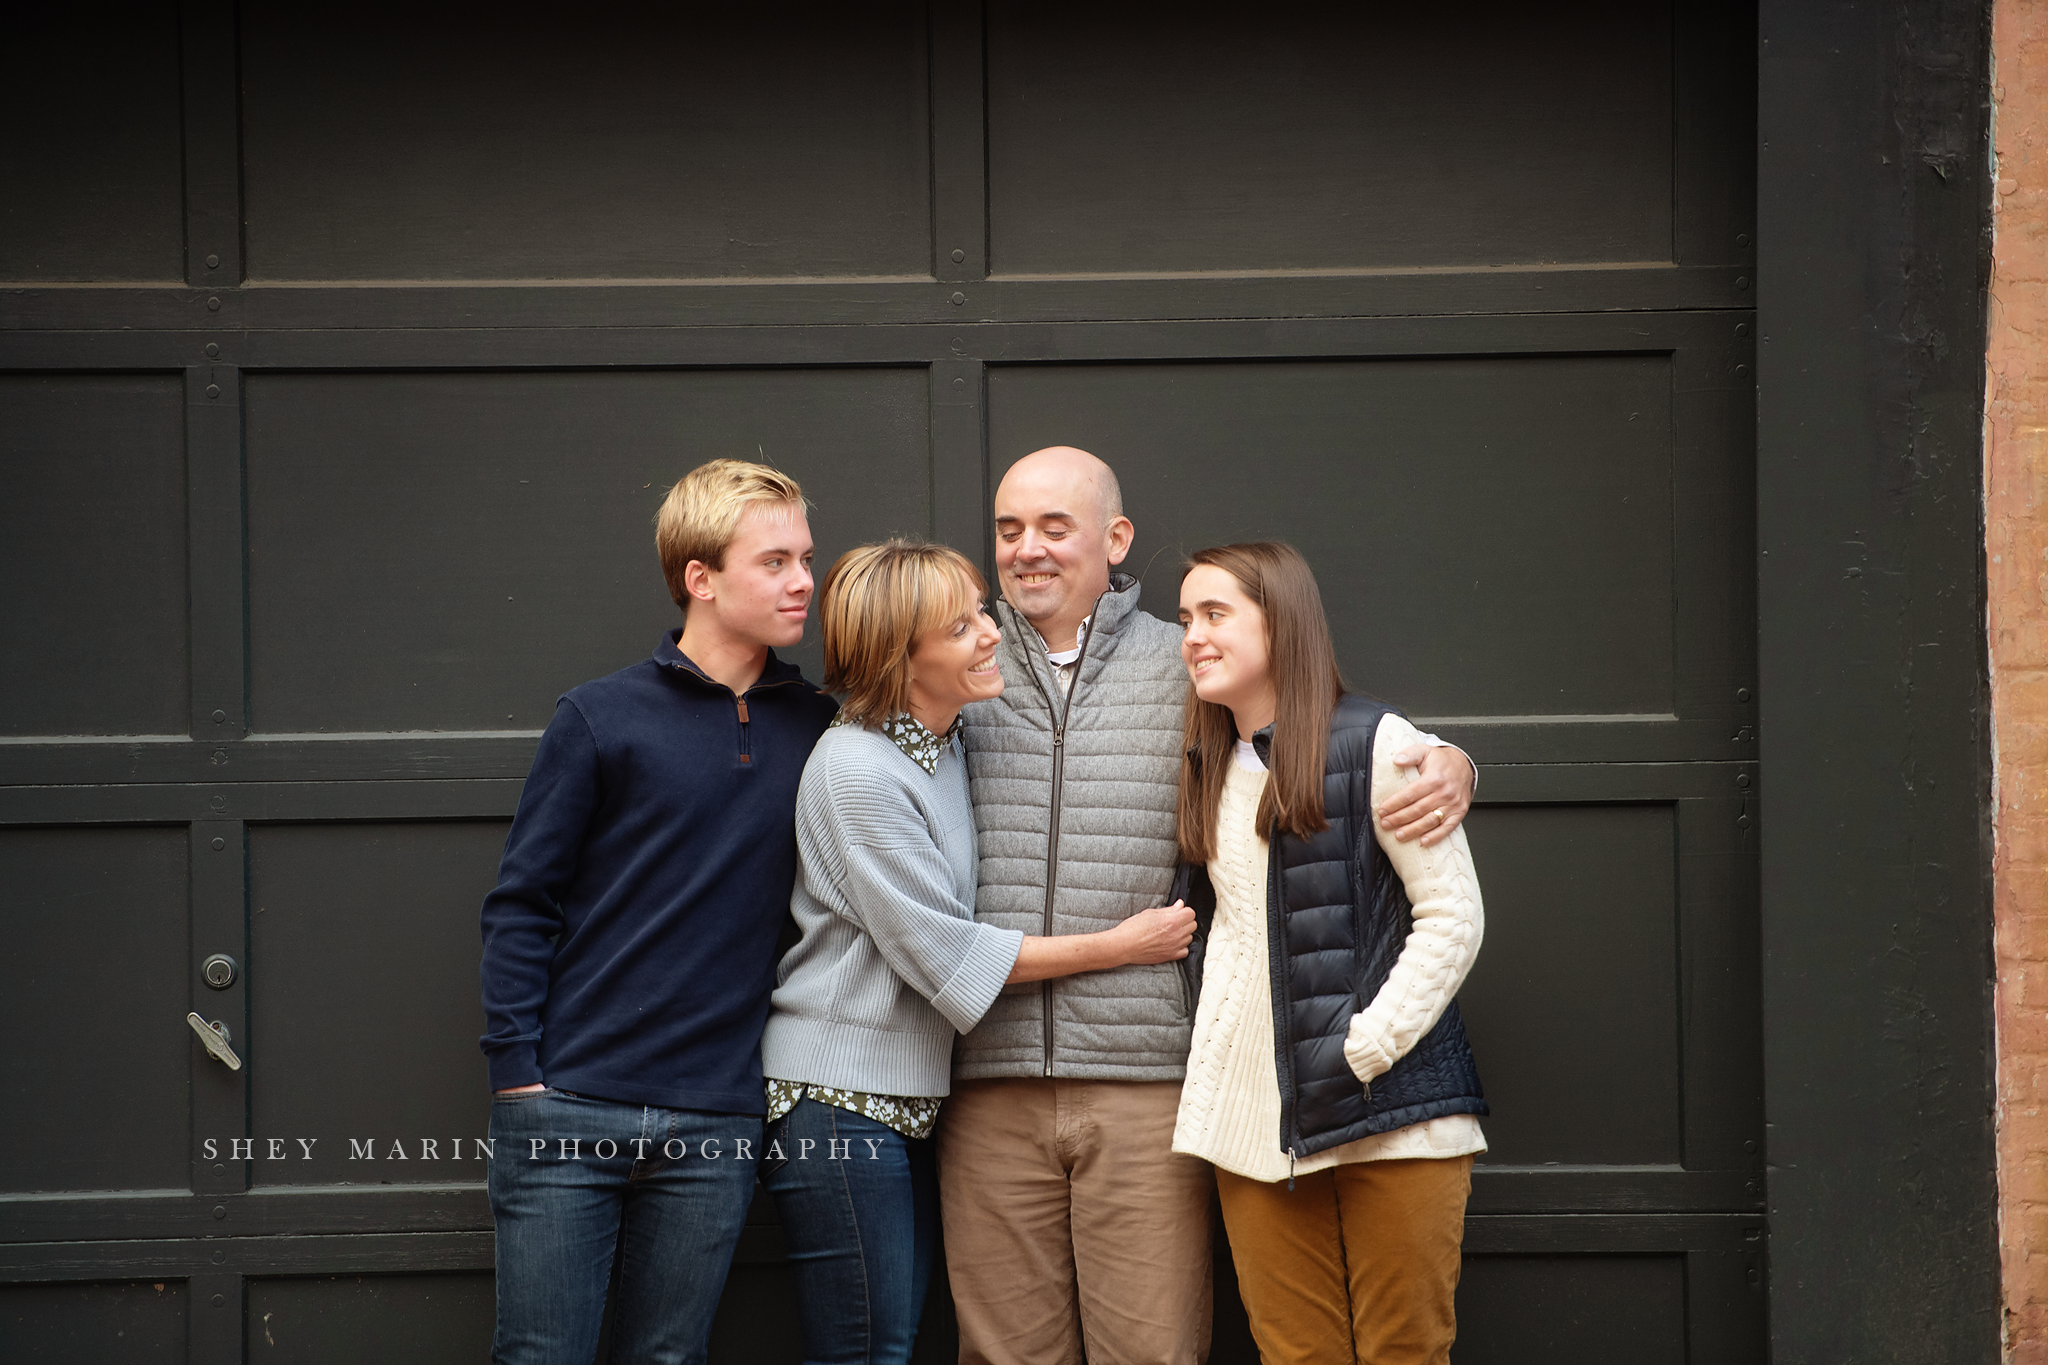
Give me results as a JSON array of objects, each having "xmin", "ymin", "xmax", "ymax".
[{"xmin": 1171, "ymin": 713, "xmax": 1486, "ymax": 1182}]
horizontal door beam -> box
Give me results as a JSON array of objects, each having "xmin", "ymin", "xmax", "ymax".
[
  {"xmin": 0, "ymin": 265, "xmax": 1754, "ymax": 334},
  {"xmin": 0, "ymin": 308, "xmax": 1750, "ymax": 372}
]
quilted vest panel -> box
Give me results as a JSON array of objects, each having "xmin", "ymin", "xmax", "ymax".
[{"xmin": 956, "ymin": 574, "xmax": 1195, "ymax": 1081}]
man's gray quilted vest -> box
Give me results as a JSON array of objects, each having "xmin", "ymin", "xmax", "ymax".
[{"xmin": 957, "ymin": 574, "xmax": 1193, "ymax": 1080}]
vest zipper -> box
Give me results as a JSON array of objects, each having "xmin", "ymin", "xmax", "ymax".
[
  {"xmin": 1041, "ymin": 732, "xmax": 1065, "ymax": 1076},
  {"xmin": 1034, "ymin": 612, "xmax": 1098, "ymax": 1079},
  {"xmin": 1267, "ymin": 830, "xmax": 1301, "ymax": 1166},
  {"xmin": 734, "ymin": 697, "xmax": 751, "ymax": 764}
]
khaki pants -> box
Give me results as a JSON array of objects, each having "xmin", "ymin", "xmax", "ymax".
[
  {"xmin": 1213, "ymin": 1156, "xmax": 1472, "ymax": 1365},
  {"xmin": 937, "ymin": 1078, "xmax": 1215, "ymax": 1365}
]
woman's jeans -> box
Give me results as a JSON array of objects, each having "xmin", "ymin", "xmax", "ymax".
[
  {"xmin": 761, "ymin": 1098, "xmax": 938, "ymax": 1365},
  {"xmin": 487, "ymin": 1088, "xmax": 761, "ymax": 1365}
]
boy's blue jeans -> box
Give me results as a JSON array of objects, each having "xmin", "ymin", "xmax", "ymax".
[{"xmin": 487, "ymin": 1088, "xmax": 761, "ymax": 1365}]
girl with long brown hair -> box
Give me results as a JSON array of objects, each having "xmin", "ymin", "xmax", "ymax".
[{"xmin": 1170, "ymin": 542, "xmax": 1488, "ymax": 1365}]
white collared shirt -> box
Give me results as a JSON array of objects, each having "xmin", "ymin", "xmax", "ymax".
[{"xmin": 1041, "ymin": 614, "xmax": 1091, "ymax": 696}]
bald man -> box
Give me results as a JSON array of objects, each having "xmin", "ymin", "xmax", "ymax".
[{"xmin": 940, "ymin": 447, "xmax": 1476, "ymax": 1365}]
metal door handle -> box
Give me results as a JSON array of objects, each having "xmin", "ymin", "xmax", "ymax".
[{"xmin": 187, "ymin": 1012, "xmax": 242, "ymax": 1070}]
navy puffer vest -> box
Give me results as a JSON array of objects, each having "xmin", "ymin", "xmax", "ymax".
[{"xmin": 1172, "ymin": 694, "xmax": 1487, "ymax": 1161}]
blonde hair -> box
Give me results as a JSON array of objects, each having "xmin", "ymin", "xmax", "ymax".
[
  {"xmin": 655, "ymin": 459, "xmax": 809, "ymax": 611},
  {"xmin": 820, "ymin": 540, "xmax": 987, "ymax": 728}
]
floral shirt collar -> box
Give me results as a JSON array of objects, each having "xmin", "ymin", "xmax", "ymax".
[{"xmin": 833, "ymin": 710, "xmax": 962, "ymax": 777}]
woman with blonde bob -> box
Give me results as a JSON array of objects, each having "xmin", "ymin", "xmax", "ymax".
[
  {"xmin": 1169, "ymin": 542, "xmax": 1488, "ymax": 1365},
  {"xmin": 759, "ymin": 538, "xmax": 1195, "ymax": 1365}
]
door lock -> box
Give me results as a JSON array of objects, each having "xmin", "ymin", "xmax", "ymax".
[
  {"xmin": 201, "ymin": 953, "xmax": 238, "ymax": 990},
  {"xmin": 186, "ymin": 1013, "xmax": 242, "ymax": 1070}
]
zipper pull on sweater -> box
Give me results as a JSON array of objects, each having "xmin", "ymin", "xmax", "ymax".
[{"xmin": 1287, "ymin": 1147, "xmax": 1297, "ymax": 1191}]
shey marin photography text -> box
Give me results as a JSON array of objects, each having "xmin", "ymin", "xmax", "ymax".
[{"xmin": 200, "ymin": 1135, "xmax": 883, "ymax": 1162}]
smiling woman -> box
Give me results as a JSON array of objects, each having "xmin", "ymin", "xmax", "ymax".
[
  {"xmin": 761, "ymin": 537, "xmax": 1193, "ymax": 1365},
  {"xmin": 1171, "ymin": 541, "xmax": 1487, "ymax": 1365},
  {"xmin": 820, "ymin": 540, "xmax": 998, "ymax": 734},
  {"xmin": 905, "ymin": 596, "xmax": 1005, "ymax": 735}
]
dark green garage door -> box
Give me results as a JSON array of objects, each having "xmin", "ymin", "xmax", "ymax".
[{"xmin": 0, "ymin": 4, "xmax": 1761, "ymax": 1361}]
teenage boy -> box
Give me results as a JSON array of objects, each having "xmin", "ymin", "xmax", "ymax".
[
  {"xmin": 478, "ymin": 460, "xmax": 837, "ymax": 1365},
  {"xmin": 943, "ymin": 445, "xmax": 1476, "ymax": 1365}
]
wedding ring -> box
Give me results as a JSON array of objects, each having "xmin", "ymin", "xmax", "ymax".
[{"xmin": 1431, "ymin": 808, "xmax": 1447, "ymax": 827}]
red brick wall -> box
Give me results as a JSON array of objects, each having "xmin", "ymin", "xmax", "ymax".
[{"xmin": 1993, "ymin": 4, "xmax": 2048, "ymax": 1358}]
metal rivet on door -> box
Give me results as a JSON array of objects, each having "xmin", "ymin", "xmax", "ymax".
[
  {"xmin": 1735, "ymin": 276, "xmax": 1750, "ymax": 290},
  {"xmin": 206, "ymin": 254, "xmax": 220, "ymax": 269},
  {"xmin": 950, "ymin": 292, "xmax": 966, "ymax": 306},
  {"xmin": 204, "ymin": 343, "xmax": 220, "ymax": 358},
  {"xmin": 211, "ymin": 836, "xmax": 225, "ymax": 850},
  {"xmin": 951, "ymin": 249, "xmax": 966, "ymax": 262},
  {"xmin": 206, "ymin": 384, "xmax": 220, "ymax": 399},
  {"xmin": 206, "ymin": 296, "xmax": 221, "ymax": 311}
]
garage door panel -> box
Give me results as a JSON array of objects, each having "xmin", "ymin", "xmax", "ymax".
[
  {"xmin": 244, "ymin": 368, "xmax": 930, "ymax": 734},
  {"xmin": 0, "ymin": 12, "xmax": 183, "ymax": 284},
  {"xmin": 0, "ymin": 374, "xmax": 188, "ymax": 737},
  {"xmin": 0, "ymin": 1279, "xmax": 189, "ymax": 1364},
  {"xmin": 0, "ymin": 827, "xmax": 190, "ymax": 1195},
  {"xmin": 986, "ymin": 357, "xmax": 1678, "ymax": 720},
  {"xmin": 987, "ymin": 0, "xmax": 1672, "ymax": 275},
  {"xmin": 245, "ymin": 1274, "xmax": 492, "ymax": 1364},
  {"xmin": 1454, "ymin": 1254, "xmax": 1685, "ymax": 1364},
  {"xmin": 241, "ymin": 4, "xmax": 932, "ymax": 283},
  {"xmin": 0, "ymin": 8, "xmax": 1766, "ymax": 1359},
  {"xmin": 248, "ymin": 822, "xmax": 501, "ymax": 1188},
  {"xmin": 1456, "ymin": 805, "xmax": 1682, "ymax": 1167}
]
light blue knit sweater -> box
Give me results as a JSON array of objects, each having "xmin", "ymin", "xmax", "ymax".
[{"xmin": 760, "ymin": 720, "xmax": 1025, "ymax": 1098}]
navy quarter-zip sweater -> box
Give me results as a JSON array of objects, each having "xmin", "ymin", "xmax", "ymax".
[{"xmin": 479, "ymin": 631, "xmax": 838, "ymax": 1111}]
